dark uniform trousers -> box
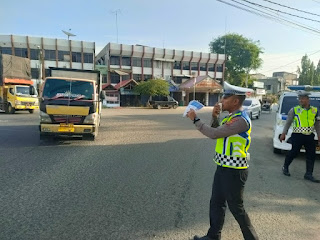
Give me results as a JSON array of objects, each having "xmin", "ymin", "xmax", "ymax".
[
  {"xmin": 284, "ymin": 133, "xmax": 316, "ymax": 175},
  {"xmin": 207, "ymin": 166, "xmax": 259, "ymax": 240}
]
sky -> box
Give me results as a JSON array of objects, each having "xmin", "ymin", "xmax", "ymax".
[{"xmin": 1, "ymin": 0, "xmax": 320, "ymax": 77}]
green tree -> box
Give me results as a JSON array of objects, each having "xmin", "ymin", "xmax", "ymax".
[
  {"xmin": 297, "ymin": 55, "xmax": 318, "ymax": 85},
  {"xmin": 209, "ymin": 33, "xmax": 263, "ymax": 86},
  {"xmin": 133, "ymin": 79, "xmax": 170, "ymax": 99}
]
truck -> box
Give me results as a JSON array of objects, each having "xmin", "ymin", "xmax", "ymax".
[
  {"xmin": 39, "ymin": 68, "xmax": 105, "ymax": 140},
  {"xmin": 0, "ymin": 54, "xmax": 39, "ymax": 114},
  {"xmin": 149, "ymin": 95, "xmax": 178, "ymax": 109}
]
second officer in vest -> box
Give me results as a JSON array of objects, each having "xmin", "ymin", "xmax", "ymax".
[
  {"xmin": 280, "ymin": 90, "xmax": 320, "ymax": 182},
  {"xmin": 187, "ymin": 82, "xmax": 259, "ymax": 240}
]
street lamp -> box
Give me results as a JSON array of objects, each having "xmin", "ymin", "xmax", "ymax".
[{"xmin": 37, "ymin": 46, "xmax": 43, "ymax": 93}]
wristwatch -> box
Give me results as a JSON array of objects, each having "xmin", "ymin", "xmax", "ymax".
[{"xmin": 193, "ymin": 117, "xmax": 200, "ymax": 124}]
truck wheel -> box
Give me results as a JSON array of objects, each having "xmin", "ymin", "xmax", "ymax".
[
  {"xmin": 6, "ymin": 104, "xmax": 15, "ymax": 114},
  {"xmin": 157, "ymin": 105, "xmax": 161, "ymax": 109},
  {"xmin": 153, "ymin": 105, "xmax": 157, "ymax": 109},
  {"xmin": 29, "ymin": 109, "xmax": 34, "ymax": 114},
  {"xmin": 40, "ymin": 133, "xmax": 50, "ymax": 141},
  {"xmin": 83, "ymin": 134, "xmax": 95, "ymax": 141}
]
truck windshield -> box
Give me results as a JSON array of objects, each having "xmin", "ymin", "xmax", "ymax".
[
  {"xmin": 280, "ymin": 96, "xmax": 320, "ymax": 115},
  {"xmin": 243, "ymin": 100, "xmax": 252, "ymax": 106},
  {"xmin": 42, "ymin": 78, "xmax": 94, "ymax": 100},
  {"xmin": 16, "ymin": 86, "xmax": 37, "ymax": 96}
]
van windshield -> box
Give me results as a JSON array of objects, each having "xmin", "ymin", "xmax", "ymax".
[
  {"xmin": 280, "ymin": 96, "xmax": 320, "ymax": 115},
  {"xmin": 42, "ymin": 78, "xmax": 94, "ymax": 100},
  {"xmin": 243, "ymin": 100, "xmax": 252, "ymax": 106}
]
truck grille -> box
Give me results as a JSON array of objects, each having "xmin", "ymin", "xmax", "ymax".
[{"xmin": 52, "ymin": 115, "xmax": 84, "ymax": 124}]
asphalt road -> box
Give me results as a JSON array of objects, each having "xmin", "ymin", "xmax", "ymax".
[{"xmin": 0, "ymin": 108, "xmax": 320, "ymax": 240}]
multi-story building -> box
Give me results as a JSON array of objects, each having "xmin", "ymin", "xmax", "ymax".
[
  {"xmin": 0, "ymin": 34, "xmax": 95, "ymax": 88},
  {"xmin": 96, "ymin": 43, "xmax": 226, "ymax": 105},
  {"xmin": 272, "ymin": 72, "xmax": 298, "ymax": 88}
]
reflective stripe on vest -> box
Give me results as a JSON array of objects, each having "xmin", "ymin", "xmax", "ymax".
[
  {"xmin": 214, "ymin": 111, "xmax": 251, "ymax": 169},
  {"xmin": 293, "ymin": 106, "xmax": 317, "ymax": 134}
]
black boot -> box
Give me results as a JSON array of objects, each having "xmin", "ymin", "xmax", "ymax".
[
  {"xmin": 304, "ymin": 174, "xmax": 320, "ymax": 183},
  {"xmin": 282, "ymin": 166, "xmax": 290, "ymax": 176}
]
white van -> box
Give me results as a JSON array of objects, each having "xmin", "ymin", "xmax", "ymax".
[
  {"xmin": 242, "ymin": 98, "xmax": 261, "ymax": 119},
  {"xmin": 273, "ymin": 88, "xmax": 320, "ymax": 154}
]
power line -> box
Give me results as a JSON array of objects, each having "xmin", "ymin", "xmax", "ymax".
[
  {"xmin": 217, "ymin": 0, "xmax": 320, "ymax": 35},
  {"xmin": 239, "ymin": 0, "xmax": 320, "ymax": 23},
  {"xmin": 311, "ymin": 0, "xmax": 320, "ymax": 4},
  {"xmin": 261, "ymin": 0, "xmax": 320, "ymax": 17}
]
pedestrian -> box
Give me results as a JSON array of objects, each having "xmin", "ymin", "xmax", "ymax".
[
  {"xmin": 280, "ymin": 90, "xmax": 320, "ymax": 183},
  {"xmin": 187, "ymin": 83, "xmax": 259, "ymax": 240}
]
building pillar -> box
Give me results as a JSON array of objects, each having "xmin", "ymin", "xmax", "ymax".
[{"xmin": 205, "ymin": 92, "xmax": 209, "ymax": 106}]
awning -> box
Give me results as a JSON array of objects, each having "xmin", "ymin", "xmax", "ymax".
[{"xmin": 114, "ymin": 70, "xmax": 129, "ymax": 76}]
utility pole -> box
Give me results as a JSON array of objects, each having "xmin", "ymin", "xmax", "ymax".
[{"xmin": 111, "ymin": 9, "xmax": 121, "ymax": 43}]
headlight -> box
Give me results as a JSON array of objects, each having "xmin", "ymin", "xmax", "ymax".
[
  {"xmin": 40, "ymin": 111, "xmax": 51, "ymax": 123},
  {"xmin": 84, "ymin": 113, "xmax": 98, "ymax": 124},
  {"xmin": 15, "ymin": 100, "xmax": 21, "ymax": 105}
]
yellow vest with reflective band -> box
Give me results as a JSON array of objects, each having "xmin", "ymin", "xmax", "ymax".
[
  {"xmin": 214, "ymin": 111, "xmax": 251, "ymax": 169},
  {"xmin": 293, "ymin": 105, "xmax": 317, "ymax": 134}
]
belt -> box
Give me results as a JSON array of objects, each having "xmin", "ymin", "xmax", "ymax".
[{"xmin": 292, "ymin": 127, "xmax": 314, "ymax": 134}]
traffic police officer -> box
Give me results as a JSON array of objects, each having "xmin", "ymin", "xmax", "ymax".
[
  {"xmin": 280, "ymin": 90, "xmax": 320, "ymax": 183},
  {"xmin": 187, "ymin": 82, "xmax": 259, "ymax": 240}
]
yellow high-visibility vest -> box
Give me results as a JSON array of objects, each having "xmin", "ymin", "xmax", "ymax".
[
  {"xmin": 293, "ymin": 105, "xmax": 317, "ymax": 134},
  {"xmin": 214, "ymin": 111, "xmax": 251, "ymax": 169}
]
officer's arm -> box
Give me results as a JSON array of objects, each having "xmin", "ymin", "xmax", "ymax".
[
  {"xmin": 194, "ymin": 117, "xmax": 248, "ymax": 139},
  {"xmin": 282, "ymin": 108, "xmax": 294, "ymax": 134},
  {"xmin": 314, "ymin": 110, "xmax": 320, "ymax": 137},
  {"xmin": 210, "ymin": 116, "xmax": 220, "ymax": 128}
]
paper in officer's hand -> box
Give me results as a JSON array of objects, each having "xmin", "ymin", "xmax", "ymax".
[{"xmin": 183, "ymin": 100, "xmax": 204, "ymax": 117}]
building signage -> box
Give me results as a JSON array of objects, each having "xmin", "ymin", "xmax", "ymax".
[{"xmin": 253, "ymin": 81, "xmax": 264, "ymax": 88}]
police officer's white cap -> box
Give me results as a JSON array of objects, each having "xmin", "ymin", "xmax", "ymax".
[
  {"xmin": 223, "ymin": 82, "xmax": 254, "ymax": 96},
  {"xmin": 297, "ymin": 90, "xmax": 311, "ymax": 97}
]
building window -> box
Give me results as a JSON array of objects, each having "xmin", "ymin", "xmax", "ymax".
[
  {"xmin": 83, "ymin": 53, "xmax": 93, "ymax": 63},
  {"xmin": 154, "ymin": 60, "xmax": 162, "ymax": 69},
  {"xmin": 31, "ymin": 68, "xmax": 39, "ymax": 79},
  {"xmin": 191, "ymin": 62, "xmax": 198, "ymax": 71},
  {"xmin": 200, "ymin": 63, "xmax": 206, "ymax": 71},
  {"xmin": 58, "ymin": 51, "xmax": 70, "ymax": 61},
  {"xmin": 266, "ymin": 85, "xmax": 272, "ymax": 91},
  {"xmin": 208, "ymin": 63, "xmax": 215, "ymax": 71},
  {"xmin": 30, "ymin": 49, "xmax": 40, "ymax": 60},
  {"xmin": 1, "ymin": 47, "xmax": 12, "ymax": 55},
  {"xmin": 45, "ymin": 69, "xmax": 51, "ymax": 78},
  {"xmin": 110, "ymin": 56, "xmax": 120, "ymax": 65},
  {"xmin": 132, "ymin": 57, "xmax": 142, "ymax": 67},
  {"xmin": 133, "ymin": 74, "xmax": 142, "ymax": 81},
  {"xmin": 15, "ymin": 48, "xmax": 28, "ymax": 58},
  {"xmin": 44, "ymin": 50, "xmax": 56, "ymax": 61},
  {"xmin": 182, "ymin": 61, "xmax": 190, "ymax": 70},
  {"xmin": 122, "ymin": 56, "xmax": 131, "ymax": 66},
  {"xmin": 110, "ymin": 72, "xmax": 120, "ymax": 84},
  {"xmin": 72, "ymin": 52, "xmax": 81, "ymax": 63},
  {"xmin": 174, "ymin": 61, "xmax": 181, "ymax": 70},
  {"xmin": 143, "ymin": 58, "xmax": 152, "ymax": 68},
  {"xmin": 144, "ymin": 74, "xmax": 152, "ymax": 81},
  {"xmin": 163, "ymin": 62, "xmax": 171, "ymax": 69},
  {"xmin": 216, "ymin": 64, "xmax": 223, "ymax": 72},
  {"xmin": 173, "ymin": 76, "xmax": 183, "ymax": 84}
]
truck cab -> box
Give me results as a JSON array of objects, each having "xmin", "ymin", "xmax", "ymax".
[{"xmin": 39, "ymin": 68, "xmax": 104, "ymax": 141}]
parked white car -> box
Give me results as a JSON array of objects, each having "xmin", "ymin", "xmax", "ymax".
[
  {"xmin": 242, "ymin": 98, "xmax": 261, "ymax": 119},
  {"xmin": 273, "ymin": 89, "xmax": 320, "ymax": 154}
]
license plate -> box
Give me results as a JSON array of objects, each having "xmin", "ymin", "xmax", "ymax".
[
  {"xmin": 317, "ymin": 146, "xmax": 320, "ymax": 151},
  {"xmin": 58, "ymin": 123, "xmax": 74, "ymax": 132}
]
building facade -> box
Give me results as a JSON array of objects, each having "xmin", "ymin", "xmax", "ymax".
[
  {"xmin": 272, "ymin": 72, "xmax": 298, "ymax": 88},
  {"xmin": 96, "ymin": 43, "xmax": 226, "ymax": 106},
  {"xmin": 0, "ymin": 34, "xmax": 95, "ymax": 88}
]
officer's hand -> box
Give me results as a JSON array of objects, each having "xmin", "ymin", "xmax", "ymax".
[
  {"xmin": 212, "ymin": 103, "xmax": 221, "ymax": 117},
  {"xmin": 187, "ymin": 109, "xmax": 196, "ymax": 121},
  {"xmin": 279, "ymin": 133, "xmax": 286, "ymax": 142}
]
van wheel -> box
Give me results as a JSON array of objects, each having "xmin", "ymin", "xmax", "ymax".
[
  {"xmin": 173, "ymin": 104, "xmax": 177, "ymax": 109},
  {"xmin": 273, "ymin": 147, "xmax": 281, "ymax": 154},
  {"xmin": 256, "ymin": 111, "xmax": 260, "ymax": 119},
  {"xmin": 250, "ymin": 112, "xmax": 253, "ymax": 120}
]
